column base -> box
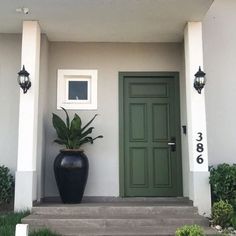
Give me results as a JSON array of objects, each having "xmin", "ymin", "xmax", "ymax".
[
  {"xmin": 190, "ymin": 171, "xmax": 211, "ymax": 216},
  {"xmin": 14, "ymin": 170, "xmax": 37, "ymax": 211}
]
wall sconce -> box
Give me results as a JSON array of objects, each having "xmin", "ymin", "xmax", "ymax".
[
  {"xmin": 194, "ymin": 66, "xmax": 206, "ymax": 94},
  {"xmin": 18, "ymin": 65, "xmax": 31, "ymax": 94}
]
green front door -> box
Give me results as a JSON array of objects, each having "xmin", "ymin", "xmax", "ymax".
[{"xmin": 119, "ymin": 72, "xmax": 182, "ymax": 197}]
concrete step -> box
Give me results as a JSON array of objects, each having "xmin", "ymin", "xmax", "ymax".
[
  {"xmin": 22, "ymin": 214, "xmax": 209, "ymax": 228},
  {"xmin": 43, "ymin": 197, "xmax": 193, "ymax": 206},
  {"xmin": 24, "ymin": 202, "xmax": 217, "ymax": 236},
  {"xmin": 29, "ymin": 225, "xmax": 218, "ymax": 236},
  {"xmin": 31, "ymin": 205, "xmax": 198, "ymax": 217}
]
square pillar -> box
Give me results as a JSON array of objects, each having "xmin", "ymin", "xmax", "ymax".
[
  {"xmin": 184, "ymin": 22, "xmax": 211, "ymax": 216},
  {"xmin": 14, "ymin": 21, "xmax": 41, "ymax": 211}
]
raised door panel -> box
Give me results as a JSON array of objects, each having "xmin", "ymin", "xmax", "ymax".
[
  {"xmin": 152, "ymin": 104, "xmax": 170, "ymax": 142},
  {"xmin": 129, "ymin": 83, "xmax": 169, "ymax": 97},
  {"xmin": 153, "ymin": 148, "xmax": 172, "ymax": 187},
  {"xmin": 129, "ymin": 104, "xmax": 147, "ymax": 142},
  {"xmin": 128, "ymin": 148, "xmax": 148, "ymax": 187}
]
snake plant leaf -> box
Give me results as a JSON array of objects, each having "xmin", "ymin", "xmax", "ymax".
[
  {"xmin": 54, "ymin": 139, "xmax": 68, "ymax": 145},
  {"xmin": 80, "ymin": 127, "xmax": 94, "ymax": 139},
  {"xmin": 52, "ymin": 113, "xmax": 68, "ymax": 140},
  {"xmin": 52, "ymin": 108, "xmax": 103, "ymax": 149},
  {"xmin": 93, "ymin": 135, "xmax": 103, "ymax": 141},
  {"xmin": 81, "ymin": 114, "xmax": 98, "ymax": 132},
  {"xmin": 79, "ymin": 137, "xmax": 93, "ymax": 146},
  {"xmin": 61, "ymin": 107, "xmax": 70, "ymax": 129},
  {"xmin": 90, "ymin": 135, "xmax": 103, "ymax": 144},
  {"xmin": 79, "ymin": 135, "xmax": 103, "ymax": 146},
  {"xmin": 70, "ymin": 113, "xmax": 82, "ymax": 138}
]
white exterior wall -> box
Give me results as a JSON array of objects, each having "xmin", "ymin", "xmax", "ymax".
[
  {"xmin": 45, "ymin": 42, "xmax": 186, "ymax": 197},
  {"xmin": 0, "ymin": 34, "xmax": 21, "ymax": 173},
  {"xmin": 37, "ymin": 35, "xmax": 49, "ymax": 201},
  {"xmin": 203, "ymin": 0, "xmax": 236, "ymax": 165}
]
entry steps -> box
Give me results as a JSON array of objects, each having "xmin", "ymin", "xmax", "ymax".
[{"xmin": 22, "ymin": 198, "xmax": 218, "ymax": 236}]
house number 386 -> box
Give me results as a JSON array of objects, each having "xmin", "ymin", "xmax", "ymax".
[{"xmin": 196, "ymin": 132, "xmax": 204, "ymax": 164}]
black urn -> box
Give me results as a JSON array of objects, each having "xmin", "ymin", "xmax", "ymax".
[{"xmin": 54, "ymin": 150, "xmax": 89, "ymax": 203}]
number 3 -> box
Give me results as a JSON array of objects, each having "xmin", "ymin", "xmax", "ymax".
[{"xmin": 196, "ymin": 132, "xmax": 203, "ymax": 141}]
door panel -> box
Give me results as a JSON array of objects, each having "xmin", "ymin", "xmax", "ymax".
[
  {"xmin": 129, "ymin": 148, "xmax": 148, "ymax": 187},
  {"xmin": 129, "ymin": 104, "xmax": 147, "ymax": 141},
  {"xmin": 152, "ymin": 104, "xmax": 169, "ymax": 141},
  {"xmin": 120, "ymin": 72, "xmax": 182, "ymax": 197},
  {"xmin": 153, "ymin": 148, "xmax": 171, "ymax": 187}
]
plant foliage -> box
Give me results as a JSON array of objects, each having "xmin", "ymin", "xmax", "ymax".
[
  {"xmin": 0, "ymin": 211, "xmax": 29, "ymax": 236},
  {"xmin": 212, "ymin": 200, "xmax": 234, "ymax": 228},
  {"xmin": 0, "ymin": 211, "xmax": 59, "ymax": 236},
  {"xmin": 209, "ymin": 163, "xmax": 236, "ymax": 209},
  {"xmin": 175, "ymin": 224, "xmax": 205, "ymax": 236},
  {"xmin": 231, "ymin": 213, "xmax": 236, "ymax": 229},
  {"xmin": 0, "ymin": 166, "xmax": 14, "ymax": 204},
  {"xmin": 52, "ymin": 107, "xmax": 103, "ymax": 149}
]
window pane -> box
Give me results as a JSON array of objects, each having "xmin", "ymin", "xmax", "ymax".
[{"xmin": 68, "ymin": 81, "xmax": 88, "ymax": 100}]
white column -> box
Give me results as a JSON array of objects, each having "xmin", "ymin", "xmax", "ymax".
[
  {"xmin": 14, "ymin": 21, "xmax": 41, "ymax": 211},
  {"xmin": 184, "ymin": 22, "xmax": 211, "ymax": 216}
]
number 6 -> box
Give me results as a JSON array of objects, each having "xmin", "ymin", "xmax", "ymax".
[{"xmin": 196, "ymin": 155, "xmax": 204, "ymax": 164}]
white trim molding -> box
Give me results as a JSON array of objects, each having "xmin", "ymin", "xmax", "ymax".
[{"xmin": 57, "ymin": 69, "xmax": 98, "ymax": 110}]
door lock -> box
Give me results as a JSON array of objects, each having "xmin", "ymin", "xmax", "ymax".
[{"xmin": 168, "ymin": 137, "xmax": 176, "ymax": 152}]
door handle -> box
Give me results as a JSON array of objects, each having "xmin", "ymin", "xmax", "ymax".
[
  {"xmin": 167, "ymin": 142, "xmax": 176, "ymax": 145},
  {"xmin": 168, "ymin": 137, "xmax": 176, "ymax": 152}
]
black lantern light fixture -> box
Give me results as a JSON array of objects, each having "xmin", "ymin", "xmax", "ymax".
[
  {"xmin": 194, "ymin": 66, "xmax": 206, "ymax": 94},
  {"xmin": 18, "ymin": 65, "xmax": 31, "ymax": 94}
]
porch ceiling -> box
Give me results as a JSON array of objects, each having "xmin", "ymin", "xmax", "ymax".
[{"xmin": 0, "ymin": 0, "xmax": 214, "ymax": 42}]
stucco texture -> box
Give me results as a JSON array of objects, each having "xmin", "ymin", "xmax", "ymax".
[
  {"xmin": 0, "ymin": 34, "xmax": 21, "ymax": 173},
  {"xmin": 203, "ymin": 0, "xmax": 236, "ymax": 165},
  {"xmin": 45, "ymin": 42, "xmax": 185, "ymax": 197}
]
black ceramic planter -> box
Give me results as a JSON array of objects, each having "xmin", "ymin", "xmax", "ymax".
[{"xmin": 54, "ymin": 150, "xmax": 89, "ymax": 204}]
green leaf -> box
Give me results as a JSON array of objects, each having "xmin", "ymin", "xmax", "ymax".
[
  {"xmin": 54, "ymin": 139, "xmax": 67, "ymax": 145},
  {"xmin": 52, "ymin": 110, "xmax": 102, "ymax": 149},
  {"xmin": 79, "ymin": 137, "xmax": 93, "ymax": 146},
  {"xmin": 80, "ymin": 127, "xmax": 94, "ymax": 139},
  {"xmin": 81, "ymin": 114, "xmax": 98, "ymax": 132},
  {"xmin": 70, "ymin": 114, "xmax": 82, "ymax": 139},
  {"xmin": 79, "ymin": 135, "xmax": 103, "ymax": 147},
  {"xmin": 61, "ymin": 107, "xmax": 70, "ymax": 129},
  {"xmin": 52, "ymin": 113, "xmax": 69, "ymax": 140},
  {"xmin": 93, "ymin": 135, "xmax": 103, "ymax": 141}
]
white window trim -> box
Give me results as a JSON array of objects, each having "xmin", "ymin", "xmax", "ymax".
[{"xmin": 57, "ymin": 69, "xmax": 97, "ymax": 110}]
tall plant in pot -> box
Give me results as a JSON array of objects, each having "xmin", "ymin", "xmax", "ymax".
[{"xmin": 52, "ymin": 108, "xmax": 103, "ymax": 203}]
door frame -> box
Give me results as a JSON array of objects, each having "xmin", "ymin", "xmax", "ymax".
[{"xmin": 119, "ymin": 71, "xmax": 183, "ymax": 197}]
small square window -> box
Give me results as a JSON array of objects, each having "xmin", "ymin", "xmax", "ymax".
[
  {"xmin": 57, "ymin": 70, "xmax": 97, "ymax": 110},
  {"xmin": 68, "ymin": 81, "xmax": 88, "ymax": 100}
]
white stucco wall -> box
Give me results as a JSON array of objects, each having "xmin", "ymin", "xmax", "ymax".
[
  {"xmin": 37, "ymin": 34, "xmax": 49, "ymax": 200},
  {"xmin": 203, "ymin": 0, "xmax": 236, "ymax": 165},
  {"xmin": 0, "ymin": 34, "xmax": 21, "ymax": 173},
  {"xmin": 45, "ymin": 42, "xmax": 186, "ymax": 197}
]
